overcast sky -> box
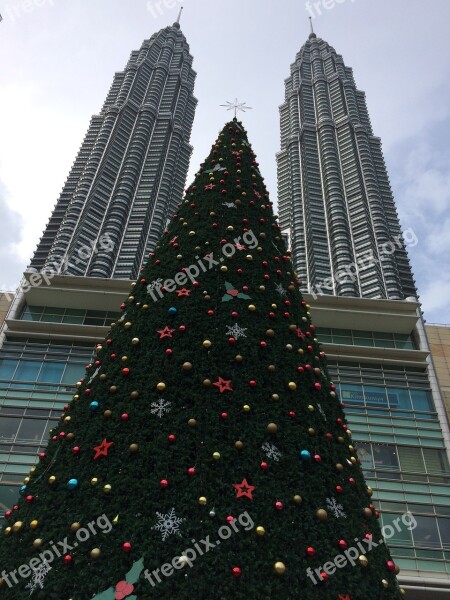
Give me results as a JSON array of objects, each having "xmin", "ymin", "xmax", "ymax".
[{"xmin": 0, "ymin": 0, "xmax": 449, "ymax": 323}]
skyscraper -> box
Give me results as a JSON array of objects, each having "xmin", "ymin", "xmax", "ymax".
[
  {"xmin": 30, "ymin": 19, "xmax": 197, "ymax": 281},
  {"xmin": 278, "ymin": 30, "xmax": 450, "ymax": 598},
  {"xmin": 277, "ymin": 29, "xmax": 416, "ymax": 300},
  {"xmin": 0, "ymin": 19, "xmax": 196, "ymax": 518}
]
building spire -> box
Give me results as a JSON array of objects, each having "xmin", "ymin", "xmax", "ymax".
[
  {"xmin": 308, "ymin": 16, "xmax": 317, "ymax": 39},
  {"xmin": 176, "ymin": 6, "xmax": 183, "ymax": 24}
]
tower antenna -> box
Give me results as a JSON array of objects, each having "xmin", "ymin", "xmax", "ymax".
[
  {"xmin": 176, "ymin": 6, "xmax": 183, "ymax": 24},
  {"xmin": 309, "ymin": 16, "xmax": 314, "ymax": 35}
]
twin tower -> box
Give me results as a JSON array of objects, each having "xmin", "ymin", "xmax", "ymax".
[{"xmin": 29, "ymin": 20, "xmax": 416, "ymax": 301}]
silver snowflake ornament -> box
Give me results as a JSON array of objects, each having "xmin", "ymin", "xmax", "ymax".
[
  {"xmin": 220, "ymin": 98, "xmax": 252, "ymax": 117},
  {"xmin": 150, "ymin": 398, "xmax": 172, "ymax": 418},
  {"xmin": 153, "ymin": 508, "xmax": 185, "ymax": 541},
  {"xmin": 25, "ymin": 561, "xmax": 52, "ymax": 595},
  {"xmin": 262, "ymin": 442, "xmax": 282, "ymax": 462},
  {"xmin": 275, "ymin": 283, "xmax": 287, "ymax": 297},
  {"xmin": 222, "ymin": 202, "xmax": 237, "ymax": 209},
  {"xmin": 226, "ymin": 323, "xmax": 247, "ymax": 340},
  {"xmin": 326, "ymin": 497, "xmax": 346, "ymax": 519}
]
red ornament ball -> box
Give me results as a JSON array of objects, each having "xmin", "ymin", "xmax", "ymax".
[
  {"xmin": 338, "ymin": 539, "xmax": 348, "ymax": 550},
  {"xmin": 160, "ymin": 479, "xmax": 169, "ymax": 489},
  {"xmin": 275, "ymin": 501, "xmax": 284, "ymax": 511},
  {"xmin": 232, "ymin": 567, "xmax": 241, "ymax": 578},
  {"xmin": 63, "ymin": 555, "xmax": 73, "ymax": 565},
  {"xmin": 122, "ymin": 542, "xmax": 132, "ymax": 553},
  {"xmin": 168, "ymin": 434, "xmax": 176, "ymax": 443},
  {"xmin": 306, "ymin": 546, "xmax": 316, "ymax": 557}
]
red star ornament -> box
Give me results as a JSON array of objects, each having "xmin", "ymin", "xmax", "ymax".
[
  {"xmin": 204, "ymin": 183, "xmax": 216, "ymax": 190},
  {"xmin": 233, "ymin": 478, "xmax": 255, "ymax": 500},
  {"xmin": 93, "ymin": 439, "xmax": 114, "ymax": 460},
  {"xmin": 338, "ymin": 595, "xmax": 351, "ymax": 600},
  {"xmin": 296, "ymin": 327, "xmax": 306, "ymax": 341},
  {"xmin": 157, "ymin": 326, "xmax": 176, "ymax": 339},
  {"xmin": 213, "ymin": 377, "xmax": 233, "ymax": 393},
  {"xmin": 176, "ymin": 288, "xmax": 191, "ymax": 297}
]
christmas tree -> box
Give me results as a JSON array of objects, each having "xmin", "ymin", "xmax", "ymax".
[{"xmin": 0, "ymin": 120, "xmax": 404, "ymax": 599}]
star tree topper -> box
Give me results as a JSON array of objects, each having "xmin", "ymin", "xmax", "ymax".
[{"xmin": 220, "ymin": 98, "xmax": 253, "ymax": 118}]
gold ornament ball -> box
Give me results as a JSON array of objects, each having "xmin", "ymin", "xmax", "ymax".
[
  {"xmin": 12, "ymin": 521, "xmax": 23, "ymax": 533},
  {"xmin": 286, "ymin": 344, "xmax": 293, "ymax": 351},
  {"xmin": 248, "ymin": 304, "xmax": 256, "ymax": 312},
  {"xmin": 358, "ymin": 555, "xmax": 368, "ymax": 567},
  {"xmin": 307, "ymin": 405, "xmax": 314, "ymax": 412},
  {"xmin": 257, "ymin": 247, "xmax": 263, "ymax": 252},
  {"xmin": 316, "ymin": 509, "xmax": 328, "ymax": 521},
  {"xmin": 4, "ymin": 527, "xmax": 11, "ymax": 536},
  {"xmin": 350, "ymin": 456, "xmax": 357, "ymax": 464},
  {"xmin": 182, "ymin": 362, "xmax": 193, "ymax": 371},
  {"xmin": 256, "ymin": 526, "xmax": 266, "ymax": 536},
  {"xmin": 288, "ymin": 382, "xmax": 297, "ymax": 391},
  {"xmin": 293, "ymin": 495, "xmax": 302, "ymax": 504},
  {"xmin": 235, "ymin": 440, "xmax": 244, "ymax": 450},
  {"xmin": 32, "ymin": 538, "xmax": 43, "ymax": 548},
  {"xmin": 314, "ymin": 368, "xmax": 321, "ymax": 375},
  {"xmin": 70, "ymin": 522, "xmax": 81, "ymax": 533},
  {"xmin": 259, "ymin": 285, "xmax": 265, "ymax": 291},
  {"xmin": 272, "ymin": 394, "xmax": 279, "ymax": 401},
  {"xmin": 235, "ymin": 354, "xmax": 243, "ymax": 362},
  {"xmin": 243, "ymin": 404, "xmax": 251, "ymax": 412},
  {"xmin": 90, "ymin": 548, "xmax": 101, "ymax": 559},
  {"xmin": 381, "ymin": 579, "xmax": 389, "ymax": 589},
  {"xmin": 188, "ymin": 231, "xmax": 196, "ymax": 237},
  {"xmin": 23, "ymin": 477, "xmax": 30, "ymax": 484},
  {"xmin": 227, "ymin": 225, "xmax": 234, "ymax": 232},
  {"xmin": 271, "ymin": 304, "xmax": 278, "ymax": 309},
  {"xmin": 48, "ymin": 475, "xmax": 57, "ymax": 484},
  {"xmin": 307, "ymin": 428, "xmax": 316, "ymax": 436},
  {"xmin": 400, "ymin": 589, "xmax": 406, "ymax": 596},
  {"xmin": 268, "ymin": 365, "xmax": 276, "ymax": 373},
  {"xmin": 203, "ymin": 340, "xmax": 212, "ymax": 349},
  {"xmin": 199, "ymin": 497, "xmax": 207, "ymax": 506},
  {"xmin": 103, "ymin": 484, "xmax": 112, "ymax": 494},
  {"xmin": 288, "ymin": 285, "xmax": 295, "ymax": 292},
  {"xmin": 363, "ymin": 507, "xmax": 373, "ymax": 519},
  {"xmin": 66, "ymin": 432, "xmax": 75, "ymax": 441},
  {"xmin": 30, "ymin": 520, "xmax": 39, "ymax": 530},
  {"xmin": 288, "ymin": 324, "xmax": 297, "ymax": 332},
  {"xmin": 367, "ymin": 486, "xmax": 373, "ymax": 496},
  {"xmin": 64, "ymin": 416, "xmax": 71, "ymax": 423},
  {"xmin": 30, "ymin": 467, "xmax": 36, "ymax": 474},
  {"xmin": 130, "ymin": 391, "xmax": 139, "ymax": 399},
  {"xmin": 156, "ymin": 382, "xmax": 166, "ymax": 391},
  {"xmin": 99, "ymin": 374, "xmax": 107, "ymax": 381},
  {"xmin": 395, "ymin": 565, "xmax": 400, "ymax": 575},
  {"xmin": 121, "ymin": 355, "xmax": 128, "ymax": 362},
  {"xmin": 203, "ymin": 379, "xmax": 212, "ymax": 387},
  {"xmin": 212, "ymin": 452, "xmax": 221, "ymax": 460},
  {"xmin": 246, "ymin": 254, "xmax": 253, "ymax": 261},
  {"xmin": 91, "ymin": 478, "xmax": 98, "ymax": 486},
  {"xmin": 267, "ymin": 423, "xmax": 278, "ymax": 433},
  {"xmin": 124, "ymin": 322, "xmax": 132, "ymax": 329},
  {"xmin": 142, "ymin": 304, "xmax": 149, "ymax": 310},
  {"xmin": 274, "ymin": 562, "xmax": 286, "ymax": 575},
  {"xmin": 266, "ymin": 329, "xmax": 275, "ymax": 337},
  {"xmin": 348, "ymin": 445, "xmax": 355, "ymax": 452},
  {"xmin": 220, "ymin": 265, "xmax": 228, "ymax": 272},
  {"xmin": 337, "ymin": 436, "xmax": 345, "ymax": 444},
  {"xmin": 297, "ymin": 348, "xmax": 304, "ymax": 355},
  {"xmin": 104, "ymin": 410, "xmax": 112, "ymax": 418},
  {"xmin": 132, "ymin": 338, "xmax": 140, "ymax": 345},
  {"xmin": 188, "ymin": 418, "xmax": 197, "ymax": 427},
  {"xmin": 129, "ymin": 443, "xmax": 139, "ymax": 453},
  {"xmin": 109, "ymin": 386, "xmax": 117, "ymax": 393},
  {"xmin": 336, "ymin": 463, "xmax": 344, "ymax": 472}
]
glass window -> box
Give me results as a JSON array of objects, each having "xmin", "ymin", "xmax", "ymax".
[
  {"xmin": 372, "ymin": 444, "xmax": 399, "ymax": 470},
  {"xmin": 380, "ymin": 512, "xmax": 413, "ymax": 545},
  {"xmin": 0, "ymin": 418, "xmax": 20, "ymax": 440},
  {"xmin": 423, "ymin": 449, "xmax": 450, "ymax": 474},
  {"xmin": 43, "ymin": 307, "xmax": 65, "ymax": 316},
  {"xmin": 387, "ymin": 388, "xmax": 412, "ymax": 410},
  {"xmin": 0, "ymin": 359, "xmax": 16, "ymax": 380},
  {"xmin": 412, "ymin": 516, "xmax": 441, "ymax": 548},
  {"xmin": 61, "ymin": 363, "xmax": 85, "ymax": 384},
  {"xmin": 411, "ymin": 390, "xmax": 433, "ymax": 412},
  {"xmin": 398, "ymin": 446, "xmax": 424, "ymax": 473},
  {"xmin": 0, "ymin": 484, "xmax": 19, "ymax": 514},
  {"xmin": 37, "ymin": 363, "xmax": 65, "ymax": 383},
  {"xmin": 340, "ymin": 383, "xmax": 364, "ymax": 404},
  {"xmin": 13, "ymin": 361, "xmax": 41, "ymax": 382},
  {"xmin": 16, "ymin": 419, "xmax": 45, "ymax": 442},
  {"xmin": 356, "ymin": 442, "xmax": 374, "ymax": 475},
  {"xmin": 437, "ymin": 518, "xmax": 450, "ymax": 547},
  {"xmin": 364, "ymin": 385, "xmax": 388, "ymax": 406}
]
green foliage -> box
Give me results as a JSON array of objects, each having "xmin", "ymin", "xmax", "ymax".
[{"xmin": 0, "ymin": 121, "xmax": 402, "ymax": 599}]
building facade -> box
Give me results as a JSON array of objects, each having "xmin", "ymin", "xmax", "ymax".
[
  {"xmin": 278, "ymin": 31, "xmax": 450, "ymax": 596},
  {"xmin": 30, "ymin": 21, "xmax": 196, "ymax": 281},
  {"xmin": 0, "ymin": 21, "xmax": 196, "ymax": 515},
  {"xmin": 277, "ymin": 31, "xmax": 416, "ymax": 300},
  {"xmin": 426, "ymin": 324, "xmax": 450, "ymax": 427}
]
